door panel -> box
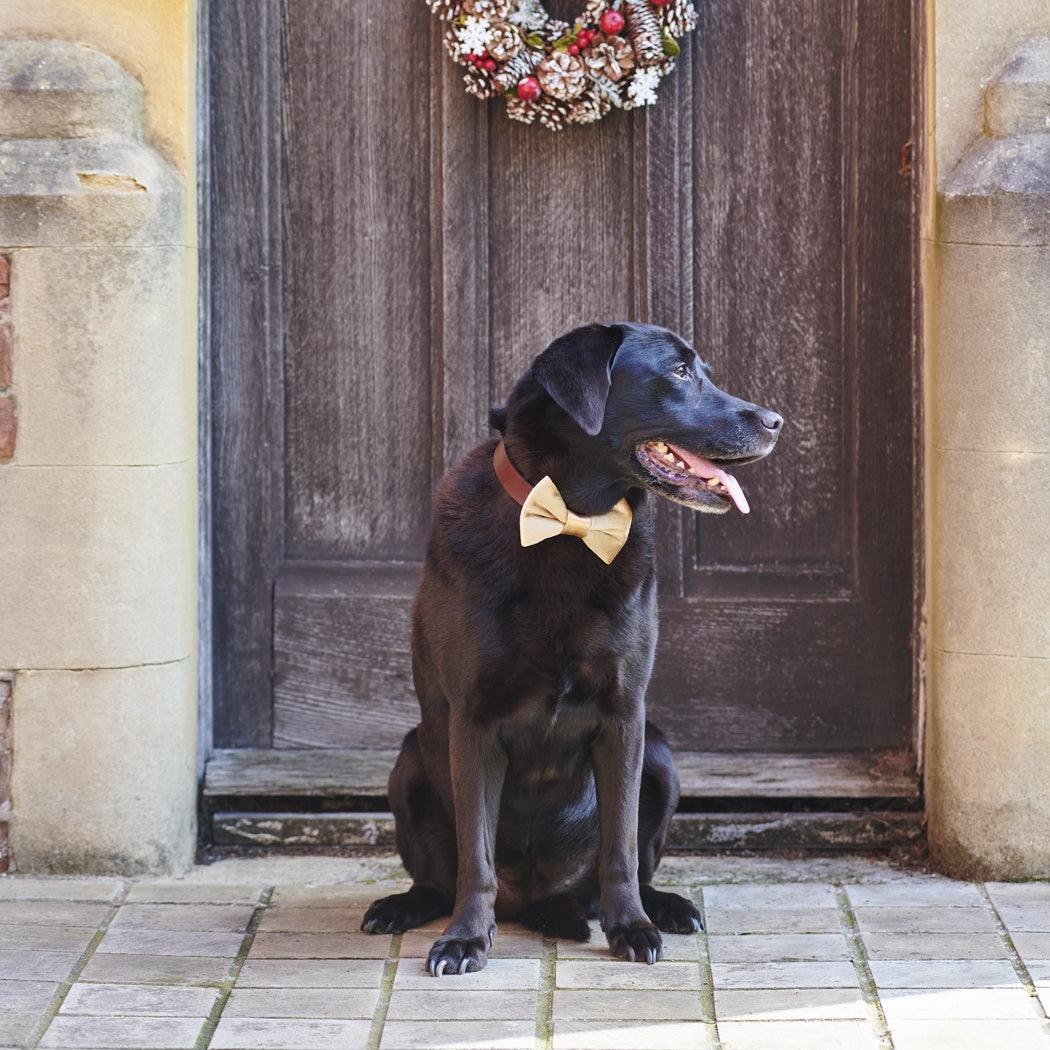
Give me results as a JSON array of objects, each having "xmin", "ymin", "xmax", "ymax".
[{"xmin": 209, "ymin": 0, "xmax": 917, "ymax": 759}]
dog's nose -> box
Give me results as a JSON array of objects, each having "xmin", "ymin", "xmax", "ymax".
[{"xmin": 760, "ymin": 409, "xmax": 783, "ymax": 435}]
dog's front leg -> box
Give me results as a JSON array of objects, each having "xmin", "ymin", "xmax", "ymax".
[
  {"xmin": 592, "ymin": 714, "xmax": 663, "ymax": 964},
  {"xmin": 427, "ymin": 714, "xmax": 507, "ymax": 976}
]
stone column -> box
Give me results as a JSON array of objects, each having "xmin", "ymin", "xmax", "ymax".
[
  {"xmin": 925, "ymin": 39, "xmax": 1050, "ymax": 878},
  {"xmin": 0, "ymin": 41, "xmax": 196, "ymax": 873}
]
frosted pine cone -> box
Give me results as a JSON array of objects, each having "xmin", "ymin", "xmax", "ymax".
[
  {"xmin": 584, "ymin": 33, "xmax": 635, "ymax": 81},
  {"xmin": 568, "ymin": 89, "xmax": 613, "ymax": 124},
  {"xmin": 493, "ymin": 47, "xmax": 542, "ymax": 91},
  {"xmin": 538, "ymin": 96, "xmax": 574, "ymax": 130},
  {"xmin": 463, "ymin": 0, "xmax": 512, "ymax": 17},
  {"xmin": 624, "ymin": 0, "xmax": 664, "ymax": 65},
  {"xmin": 537, "ymin": 50, "xmax": 587, "ymax": 100},
  {"xmin": 659, "ymin": 0, "xmax": 698, "ymax": 36},
  {"xmin": 506, "ymin": 96, "xmax": 539, "ymax": 124},
  {"xmin": 487, "ymin": 22, "xmax": 525, "ymax": 61},
  {"xmin": 427, "ymin": 0, "xmax": 461, "ymax": 21}
]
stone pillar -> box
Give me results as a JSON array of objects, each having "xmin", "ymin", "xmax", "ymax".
[
  {"xmin": 925, "ymin": 39, "xmax": 1050, "ymax": 878},
  {"xmin": 0, "ymin": 41, "xmax": 196, "ymax": 873}
]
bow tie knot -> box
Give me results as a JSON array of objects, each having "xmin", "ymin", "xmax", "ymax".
[{"xmin": 493, "ymin": 442, "xmax": 632, "ymax": 564}]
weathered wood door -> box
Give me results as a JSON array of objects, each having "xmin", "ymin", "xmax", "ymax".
[{"xmin": 207, "ymin": 1, "xmax": 918, "ymax": 781}]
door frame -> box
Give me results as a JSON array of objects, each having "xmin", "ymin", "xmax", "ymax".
[{"xmin": 197, "ymin": 0, "xmax": 926, "ymax": 778}]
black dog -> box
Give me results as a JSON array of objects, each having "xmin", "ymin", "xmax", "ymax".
[{"xmin": 363, "ymin": 323, "xmax": 781, "ymax": 975}]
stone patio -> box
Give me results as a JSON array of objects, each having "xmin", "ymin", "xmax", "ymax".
[{"xmin": 1, "ymin": 854, "xmax": 1048, "ymax": 1049}]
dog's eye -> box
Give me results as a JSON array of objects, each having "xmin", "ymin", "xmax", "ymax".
[{"xmin": 671, "ymin": 363, "xmax": 691, "ymax": 380}]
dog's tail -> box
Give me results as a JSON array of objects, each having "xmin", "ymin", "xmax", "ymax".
[{"xmin": 518, "ymin": 894, "xmax": 592, "ymax": 942}]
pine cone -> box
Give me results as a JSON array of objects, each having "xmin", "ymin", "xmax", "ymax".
[
  {"xmin": 659, "ymin": 0, "xmax": 698, "ymax": 36},
  {"xmin": 487, "ymin": 22, "xmax": 525, "ymax": 61},
  {"xmin": 493, "ymin": 47, "xmax": 541, "ymax": 91},
  {"xmin": 537, "ymin": 97, "xmax": 574, "ymax": 130},
  {"xmin": 537, "ymin": 51, "xmax": 587, "ymax": 101},
  {"xmin": 584, "ymin": 33, "xmax": 635, "ymax": 81},
  {"xmin": 581, "ymin": 0, "xmax": 610, "ymax": 26},
  {"xmin": 462, "ymin": 66, "xmax": 499, "ymax": 99},
  {"xmin": 624, "ymin": 0, "xmax": 664, "ymax": 65},
  {"xmin": 568, "ymin": 89, "xmax": 613, "ymax": 124},
  {"xmin": 427, "ymin": 0, "xmax": 462, "ymax": 21},
  {"xmin": 505, "ymin": 96, "xmax": 539, "ymax": 124},
  {"xmin": 463, "ymin": 0, "xmax": 512, "ymax": 18}
]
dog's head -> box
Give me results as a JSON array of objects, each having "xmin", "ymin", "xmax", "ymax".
[{"xmin": 531, "ymin": 322, "xmax": 782, "ymax": 514}]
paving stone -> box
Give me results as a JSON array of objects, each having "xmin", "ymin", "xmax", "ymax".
[
  {"xmin": 249, "ymin": 930, "xmax": 391, "ymax": 959},
  {"xmin": 998, "ymin": 907, "xmax": 1050, "ymax": 933},
  {"xmin": 257, "ymin": 905, "xmax": 366, "ymax": 933},
  {"xmin": 553, "ymin": 989, "xmax": 705, "ymax": 1021},
  {"xmin": 377, "ymin": 1019, "xmax": 535, "ymax": 1049},
  {"xmin": 77, "ymin": 951, "xmax": 233, "ymax": 986},
  {"xmin": 844, "ymin": 880, "xmax": 985, "ymax": 908},
  {"xmin": 126, "ymin": 882, "xmax": 266, "ymax": 905},
  {"xmin": 1013, "ymin": 933, "xmax": 1050, "ymax": 960},
  {"xmin": 1029, "ymin": 960, "xmax": 1050, "ymax": 985},
  {"xmin": 879, "ymin": 986, "xmax": 1038, "ymax": 1020},
  {"xmin": 986, "ymin": 883, "xmax": 1050, "ymax": 909},
  {"xmin": 0, "ymin": 949, "xmax": 80, "ymax": 981},
  {"xmin": 0, "ymin": 924, "xmax": 99, "ymax": 951},
  {"xmin": 386, "ymin": 987, "xmax": 538, "ymax": 1021},
  {"xmin": 394, "ymin": 957, "xmax": 539, "ymax": 990},
  {"xmin": 868, "ymin": 958, "xmax": 1020, "ymax": 988},
  {"xmin": 710, "ymin": 961, "xmax": 860, "ymax": 989},
  {"xmin": 61, "ymin": 982, "xmax": 221, "ymax": 1016},
  {"xmin": 555, "ymin": 959, "xmax": 701, "ymax": 990},
  {"xmin": 96, "ymin": 928, "xmax": 245, "ymax": 956},
  {"xmin": 553, "ymin": 926, "xmax": 698, "ymax": 962},
  {"xmin": 718, "ymin": 1019, "xmax": 881, "ymax": 1050},
  {"xmin": 269, "ymin": 885, "xmax": 381, "ymax": 908},
  {"xmin": 0, "ymin": 900, "xmax": 112, "ymax": 926},
  {"xmin": 552, "ymin": 1019, "xmax": 717, "ymax": 1049},
  {"xmin": 238, "ymin": 957, "xmax": 386, "ymax": 988},
  {"xmin": 861, "ymin": 932, "xmax": 1008, "ymax": 960},
  {"xmin": 0, "ymin": 978, "xmax": 60, "ymax": 1009},
  {"xmin": 853, "ymin": 906, "xmax": 1001, "ymax": 934},
  {"xmin": 0, "ymin": 879, "xmax": 123, "ymax": 902},
  {"xmin": 889, "ymin": 1019, "xmax": 1050, "ymax": 1050},
  {"xmin": 702, "ymin": 884, "xmax": 838, "ymax": 910},
  {"xmin": 38, "ymin": 1014, "xmax": 205, "ymax": 1048},
  {"xmin": 223, "ymin": 985, "xmax": 380, "ymax": 1018},
  {"xmin": 707, "ymin": 934, "xmax": 848, "ymax": 963},
  {"xmin": 0, "ymin": 1011, "xmax": 46, "ymax": 1047},
  {"xmin": 400, "ymin": 924, "xmax": 546, "ymax": 961},
  {"xmin": 107, "ymin": 903, "xmax": 257, "ymax": 933},
  {"xmin": 210, "ymin": 1016, "xmax": 373, "ymax": 1050},
  {"xmin": 714, "ymin": 987, "xmax": 868, "ymax": 1021},
  {"xmin": 704, "ymin": 908, "xmax": 841, "ymax": 935}
]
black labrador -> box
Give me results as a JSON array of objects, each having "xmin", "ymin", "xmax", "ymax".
[{"xmin": 363, "ymin": 322, "xmax": 782, "ymax": 975}]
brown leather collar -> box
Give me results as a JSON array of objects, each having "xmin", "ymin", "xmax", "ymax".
[{"xmin": 493, "ymin": 440, "xmax": 534, "ymax": 506}]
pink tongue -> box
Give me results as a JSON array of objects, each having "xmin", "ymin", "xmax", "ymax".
[{"xmin": 669, "ymin": 444, "xmax": 750, "ymax": 514}]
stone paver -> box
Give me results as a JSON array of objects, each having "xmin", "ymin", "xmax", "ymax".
[{"xmin": 0, "ymin": 861, "xmax": 1048, "ymax": 1050}]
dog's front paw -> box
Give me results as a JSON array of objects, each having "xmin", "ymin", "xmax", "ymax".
[
  {"xmin": 604, "ymin": 920, "xmax": 663, "ymax": 964},
  {"xmin": 361, "ymin": 886, "xmax": 450, "ymax": 935},
  {"xmin": 427, "ymin": 935, "xmax": 490, "ymax": 976},
  {"xmin": 641, "ymin": 886, "xmax": 703, "ymax": 933}
]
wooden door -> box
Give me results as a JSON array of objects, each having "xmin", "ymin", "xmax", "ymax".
[{"xmin": 206, "ymin": 1, "xmax": 919, "ymax": 806}]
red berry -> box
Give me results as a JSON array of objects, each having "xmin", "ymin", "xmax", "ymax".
[
  {"xmin": 578, "ymin": 29, "xmax": 595, "ymax": 46},
  {"xmin": 516, "ymin": 76, "xmax": 541, "ymax": 101},
  {"xmin": 651, "ymin": 0, "xmax": 673, "ymax": 4},
  {"xmin": 568, "ymin": 43, "xmax": 580, "ymax": 55},
  {"xmin": 483, "ymin": 57, "xmax": 497, "ymax": 71},
  {"xmin": 599, "ymin": 10, "xmax": 625, "ymax": 34}
]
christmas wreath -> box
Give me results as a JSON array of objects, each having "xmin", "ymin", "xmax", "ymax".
[{"xmin": 428, "ymin": 0, "xmax": 699, "ymax": 130}]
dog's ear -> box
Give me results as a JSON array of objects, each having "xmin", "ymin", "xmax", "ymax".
[
  {"xmin": 488, "ymin": 405, "xmax": 507, "ymax": 434},
  {"xmin": 532, "ymin": 324, "xmax": 625, "ymax": 436}
]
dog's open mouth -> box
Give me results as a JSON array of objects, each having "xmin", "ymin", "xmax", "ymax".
[{"xmin": 635, "ymin": 440, "xmax": 750, "ymax": 514}]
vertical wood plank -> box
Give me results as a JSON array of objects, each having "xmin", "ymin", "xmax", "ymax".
[
  {"xmin": 281, "ymin": 0, "xmax": 433, "ymax": 561},
  {"xmin": 208, "ymin": 0, "xmax": 284, "ymax": 747}
]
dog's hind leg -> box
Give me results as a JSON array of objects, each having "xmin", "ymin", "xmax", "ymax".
[
  {"xmin": 637, "ymin": 723, "xmax": 702, "ymax": 933},
  {"xmin": 361, "ymin": 729, "xmax": 456, "ymax": 934}
]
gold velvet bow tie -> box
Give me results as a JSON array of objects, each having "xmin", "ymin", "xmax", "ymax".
[{"xmin": 493, "ymin": 441, "xmax": 632, "ymax": 564}]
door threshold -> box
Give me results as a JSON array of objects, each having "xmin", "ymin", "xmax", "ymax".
[{"xmin": 202, "ymin": 747, "xmax": 922, "ymax": 852}]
